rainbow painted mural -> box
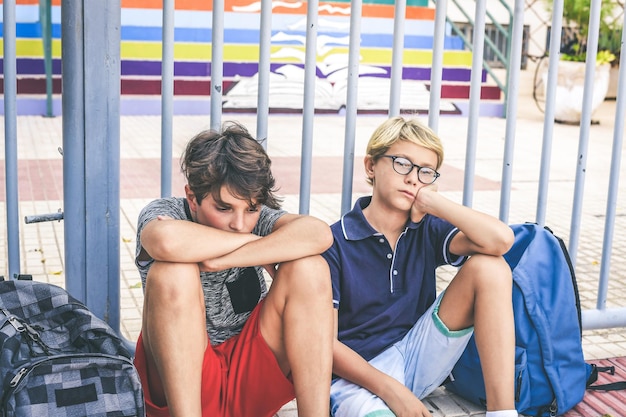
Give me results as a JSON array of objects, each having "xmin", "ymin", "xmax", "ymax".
[{"xmin": 0, "ymin": 0, "xmax": 502, "ymax": 116}]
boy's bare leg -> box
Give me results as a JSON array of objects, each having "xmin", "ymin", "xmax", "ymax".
[
  {"xmin": 260, "ymin": 255, "xmax": 334, "ymax": 417},
  {"xmin": 438, "ymin": 254, "xmax": 516, "ymax": 411},
  {"xmin": 142, "ymin": 261, "xmax": 207, "ymax": 417}
]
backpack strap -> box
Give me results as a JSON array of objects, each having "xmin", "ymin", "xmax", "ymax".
[
  {"xmin": 588, "ymin": 381, "xmax": 626, "ymax": 391},
  {"xmin": 587, "ymin": 364, "xmax": 626, "ymax": 391}
]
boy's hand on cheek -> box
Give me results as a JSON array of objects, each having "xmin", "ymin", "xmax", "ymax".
[{"xmin": 411, "ymin": 185, "xmax": 438, "ymax": 222}]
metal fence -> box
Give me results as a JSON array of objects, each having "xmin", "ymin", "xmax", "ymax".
[{"xmin": 3, "ymin": 0, "xmax": 626, "ymax": 333}]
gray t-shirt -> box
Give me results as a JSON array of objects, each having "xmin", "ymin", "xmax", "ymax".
[{"xmin": 135, "ymin": 197, "xmax": 286, "ymax": 345}]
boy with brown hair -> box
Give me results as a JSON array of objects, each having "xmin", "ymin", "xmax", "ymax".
[
  {"xmin": 133, "ymin": 121, "xmax": 334, "ymax": 417},
  {"xmin": 323, "ymin": 116, "xmax": 518, "ymax": 417}
]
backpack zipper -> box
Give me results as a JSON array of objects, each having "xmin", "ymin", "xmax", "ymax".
[
  {"xmin": 2, "ymin": 353, "xmax": 136, "ymax": 410},
  {"xmin": 9, "ymin": 368, "xmax": 27, "ymax": 387},
  {"xmin": 1, "ymin": 310, "xmax": 51, "ymax": 355}
]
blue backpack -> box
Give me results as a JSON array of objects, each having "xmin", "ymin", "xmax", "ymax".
[{"xmin": 445, "ymin": 223, "xmax": 594, "ymax": 417}]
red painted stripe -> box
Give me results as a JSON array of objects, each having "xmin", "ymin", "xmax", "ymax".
[
  {"xmin": 121, "ymin": 0, "xmax": 207, "ymax": 10},
  {"xmin": 10, "ymin": 0, "xmax": 61, "ymax": 4},
  {"xmin": 3, "ymin": 78, "xmax": 63, "ymax": 95},
  {"xmin": 0, "ymin": 78, "xmax": 240, "ymax": 96},
  {"xmin": 6, "ymin": 77, "xmax": 503, "ymax": 101},
  {"xmin": 0, "ymin": 157, "xmax": 499, "ymax": 202},
  {"xmin": 118, "ymin": 0, "xmax": 434, "ymax": 19},
  {"xmin": 120, "ymin": 79, "xmax": 236, "ymax": 95},
  {"xmin": 438, "ymin": 84, "xmax": 502, "ymax": 100}
]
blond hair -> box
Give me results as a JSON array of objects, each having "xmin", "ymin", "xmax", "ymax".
[{"xmin": 365, "ymin": 117, "xmax": 444, "ymax": 186}]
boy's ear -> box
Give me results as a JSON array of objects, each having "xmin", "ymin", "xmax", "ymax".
[
  {"xmin": 184, "ymin": 184, "xmax": 198, "ymax": 212},
  {"xmin": 364, "ymin": 155, "xmax": 375, "ymax": 180}
]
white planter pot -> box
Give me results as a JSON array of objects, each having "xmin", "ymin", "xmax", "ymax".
[
  {"xmin": 606, "ymin": 65, "xmax": 619, "ymax": 100},
  {"xmin": 542, "ymin": 61, "xmax": 611, "ymax": 124}
]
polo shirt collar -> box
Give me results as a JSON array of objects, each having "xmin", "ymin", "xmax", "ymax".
[{"xmin": 340, "ymin": 196, "xmax": 422, "ymax": 241}]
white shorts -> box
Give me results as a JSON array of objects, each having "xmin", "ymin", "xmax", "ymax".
[{"xmin": 330, "ymin": 292, "xmax": 474, "ymax": 417}]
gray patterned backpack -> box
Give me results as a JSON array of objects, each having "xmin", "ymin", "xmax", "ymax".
[{"xmin": 0, "ymin": 278, "xmax": 145, "ymax": 416}]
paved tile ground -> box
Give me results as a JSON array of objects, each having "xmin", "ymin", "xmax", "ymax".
[{"xmin": 2, "ymin": 67, "xmax": 626, "ymax": 416}]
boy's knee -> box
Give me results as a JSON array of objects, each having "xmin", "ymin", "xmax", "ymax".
[
  {"xmin": 276, "ymin": 255, "xmax": 332, "ymax": 295},
  {"xmin": 464, "ymin": 254, "xmax": 512, "ymax": 288},
  {"xmin": 145, "ymin": 261, "xmax": 202, "ymax": 305}
]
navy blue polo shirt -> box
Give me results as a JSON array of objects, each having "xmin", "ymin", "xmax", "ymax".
[{"xmin": 322, "ymin": 196, "xmax": 466, "ymax": 361}]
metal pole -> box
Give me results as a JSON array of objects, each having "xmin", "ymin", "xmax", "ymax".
[
  {"xmin": 4, "ymin": 0, "xmax": 21, "ymax": 279},
  {"xmin": 298, "ymin": 0, "xmax": 319, "ymax": 215},
  {"xmin": 210, "ymin": 0, "xmax": 225, "ymax": 130},
  {"xmin": 428, "ymin": 0, "xmax": 448, "ymax": 133},
  {"xmin": 596, "ymin": 14, "xmax": 626, "ymax": 311},
  {"xmin": 62, "ymin": 0, "xmax": 123, "ymax": 332},
  {"xmin": 462, "ymin": 0, "xmax": 487, "ymax": 208},
  {"xmin": 40, "ymin": 0, "xmax": 54, "ymax": 117},
  {"xmin": 161, "ymin": 0, "xmax": 175, "ymax": 198},
  {"xmin": 498, "ymin": 0, "xmax": 524, "ymax": 224},
  {"xmin": 388, "ymin": 0, "xmax": 406, "ymax": 117},
  {"xmin": 568, "ymin": 0, "xmax": 602, "ymax": 266},
  {"xmin": 535, "ymin": 0, "xmax": 564, "ymax": 226},
  {"xmin": 256, "ymin": 0, "xmax": 272, "ymax": 146},
  {"xmin": 340, "ymin": 0, "xmax": 363, "ymax": 215},
  {"xmin": 83, "ymin": 0, "xmax": 122, "ymax": 329},
  {"xmin": 61, "ymin": 0, "xmax": 87, "ymax": 298}
]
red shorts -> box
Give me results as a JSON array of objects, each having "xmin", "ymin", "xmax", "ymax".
[{"xmin": 134, "ymin": 301, "xmax": 295, "ymax": 417}]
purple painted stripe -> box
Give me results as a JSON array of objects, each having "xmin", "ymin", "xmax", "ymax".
[
  {"xmin": 120, "ymin": 97, "xmax": 212, "ymax": 115},
  {"xmin": 120, "ymin": 60, "xmax": 479, "ymax": 82},
  {"xmin": 1, "ymin": 58, "xmax": 63, "ymax": 75},
  {"xmin": 452, "ymin": 101, "xmax": 505, "ymax": 117},
  {"xmin": 3, "ymin": 96, "xmax": 502, "ymax": 117},
  {"xmin": 0, "ymin": 97, "xmax": 63, "ymax": 117},
  {"xmin": 5, "ymin": 58, "xmax": 483, "ymax": 83}
]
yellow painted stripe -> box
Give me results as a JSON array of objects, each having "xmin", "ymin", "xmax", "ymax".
[
  {"xmin": 2, "ymin": 39, "xmax": 64, "ymax": 57},
  {"xmin": 120, "ymin": 42, "xmax": 474, "ymax": 66},
  {"xmin": 5, "ymin": 39, "xmax": 473, "ymax": 67}
]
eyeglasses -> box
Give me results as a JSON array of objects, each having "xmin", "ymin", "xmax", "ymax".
[{"xmin": 381, "ymin": 155, "xmax": 440, "ymax": 184}]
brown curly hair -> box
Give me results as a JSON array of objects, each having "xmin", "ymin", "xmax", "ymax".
[{"xmin": 180, "ymin": 121, "xmax": 282, "ymax": 209}]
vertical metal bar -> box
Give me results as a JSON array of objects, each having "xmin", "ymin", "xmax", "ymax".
[
  {"xmin": 256, "ymin": 0, "xmax": 272, "ymax": 146},
  {"xmin": 498, "ymin": 0, "xmax": 524, "ymax": 224},
  {"xmin": 62, "ymin": 0, "xmax": 87, "ymax": 299},
  {"xmin": 210, "ymin": 0, "xmax": 225, "ymax": 131},
  {"xmin": 83, "ymin": 0, "xmax": 122, "ymax": 328},
  {"xmin": 161, "ymin": 0, "xmax": 175, "ymax": 198},
  {"xmin": 298, "ymin": 0, "xmax": 319, "ymax": 215},
  {"xmin": 40, "ymin": 0, "xmax": 54, "ymax": 117},
  {"xmin": 462, "ymin": 0, "xmax": 487, "ymax": 208},
  {"xmin": 340, "ymin": 0, "xmax": 363, "ymax": 215},
  {"xmin": 388, "ymin": 0, "xmax": 406, "ymax": 117},
  {"xmin": 3, "ymin": 0, "xmax": 20, "ymax": 279},
  {"xmin": 568, "ymin": 0, "xmax": 602, "ymax": 266},
  {"xmin": 428, "ymin": 0, "xmax": 447, "ymax": 133},
  {"xmin": 596, "ymin": 15, "xmax": 626, "ymax": 311},
  {"xmin": 535, "ymin": 0, "xmax": 564, "ymax": 226},
  {"xmin": 501, "ymin": 13, "xmax": 513, "ymax": 116}
]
